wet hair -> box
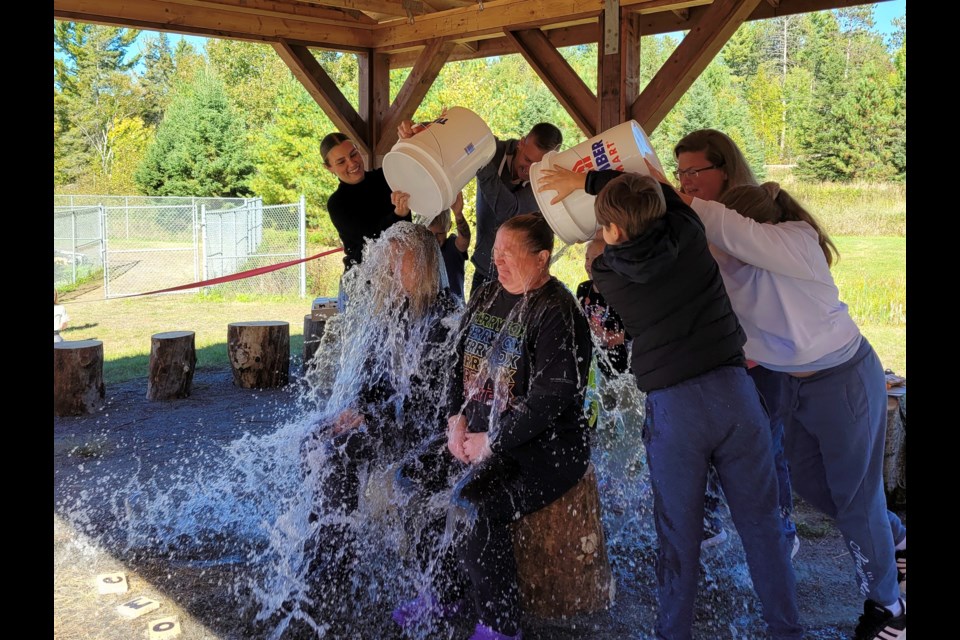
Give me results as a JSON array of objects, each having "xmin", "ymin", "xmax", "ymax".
[
  {"xmin": 499, "ymin": 213, "xmax": 555, "ymax": 255},
  {"xmin": 594, "ymin": 173, "xmax": 667, "ymax": 239},
  {"xmin": 320, "ymin": 132, "xmax": 352, "ymax": 166},
  {"xmin": 527, "ymin": 123, "xmax": 563, "ymax": 153},
  {"xmin": 375, "ymin": 223, "xmax": 443, "ymax": 319},
  {"xmin": 719, "ymin": 182, "xmax": 839, "ymax": 267},
  {"xmin": 673, "ymin": 129, "xmax": 757, "ymax": 197}
]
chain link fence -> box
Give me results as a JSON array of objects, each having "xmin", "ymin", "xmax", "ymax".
[{"xmin": 53, "ymin": 195, "xmax": 306, "ymax": 299}]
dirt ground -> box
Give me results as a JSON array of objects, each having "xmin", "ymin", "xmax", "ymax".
[{"xmin": 53, "ymin": 367, "xmax": 906, "ymax": 640}]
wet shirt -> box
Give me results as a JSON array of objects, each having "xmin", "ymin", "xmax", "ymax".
[
  {"xmin": 576, "ymin": 280, "xmax": 630, "ymax": 376},
  {"xmin": 327, "ymin": 168, "xmax": 406, "ymax": 271},
  {"xmin": 447, "ymin": 278, "xmax": 592, "ymax": 474}
]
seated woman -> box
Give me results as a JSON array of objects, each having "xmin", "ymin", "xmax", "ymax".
[
  {"xmin": 394, "ymin": 213, "xmax": 594, "ymax": 640},
  {"xmin": 300, "ymin": 222, "xmax": 461, "ymax": 592}
]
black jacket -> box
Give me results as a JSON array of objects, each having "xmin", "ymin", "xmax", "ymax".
[{"xmin": 586, "ymin": 171, "xmax": 746, "ymax": 391}]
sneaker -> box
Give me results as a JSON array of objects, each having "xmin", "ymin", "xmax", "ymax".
[
  {"xmin": 895, "ymin": 548, "xmax": 906, "ymax": 594},
  {"xmin": 700, "ymin": 528, "xmax": 729, "ymax": 551},
  {"xmin": 853, "ymin": 598, "xmax": 906, "ymax": 640},
  {"xmin": 391, "ymin": 592, "xmax": 464, "ymax": 628},
  {"xmin": 468, "ymin": 622, "xmax": 523, "ymax": 640},
  {"xmin": 790, "ymin": 534, "xmax": 801, "ymax": 560}
]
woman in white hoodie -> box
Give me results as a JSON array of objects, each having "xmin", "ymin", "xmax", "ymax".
[{"xmin": 688, "ymin": 181, "xmax": 906, "ymax": 640}]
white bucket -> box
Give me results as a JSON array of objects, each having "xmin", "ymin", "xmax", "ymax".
[
  {"xmin": 530, "ymin": 120, "xmax": 666, "ymax": 244},
  {"xmin": 382, "ymin": 106, "xmax": 497, "ymax": 224}
]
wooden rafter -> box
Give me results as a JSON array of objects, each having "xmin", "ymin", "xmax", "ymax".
[
  {"xmin": 375, "ymin": 38, "xmax": 456, "ymax": 158},
  {"xmin": 274, "ymin": 41, "xmax": 372, "ymax": 156},
  {"xmin": 505, "ymin": 28, "xmax": 598, "ymax": 137},
  {"xmin": 630, "ymin": 0, "xmax": 763, "ymax": 132},
  {"xmin": 373, "ymin": 0, "xmax": 604, "ymax": 50},
  {"xmin": 359, "ymin": 50, "xmax": 391, "ymax": 164},
  {"xmin": 299, "ymin": 0, "xmax": 410, "ymax": 17},
  {"xmin": 55, "ymin": 0, "xmax": 375, "ymax": 48}
]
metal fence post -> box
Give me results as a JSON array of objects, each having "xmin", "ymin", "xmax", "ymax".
[
  {"xmin": 100, "ymin": 204, "xmax": 109, "ymax": 298},
  {"xmin": 71, "ymin": 209, "xmax": 78, "ymax": 285},
  {"xmin": 201, "ymin": 204, "xmax": 208, "ymax": 284},
  {"xmin": 299, "ymin": 194, "xmax": 306, "ymax": 299},
  {"xmin": 193, "ymin": 202, "xmax": 200, "ymax": 284}
]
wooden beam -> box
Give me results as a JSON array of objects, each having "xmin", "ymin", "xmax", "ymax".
[
  {"xmin": 299, "ymin": 0, "xmax": 410, "ymax": 17},
  {"xmin": 274, "ymin": 41, "xmax": 372, "ymax": 157},
  {"xmin": 630, "ymin": 0, "xmax": 763, "ymax": 132},
  {"xmin": 373, "ymin": 0, "xmax": 605, "ymax": 50},
  {"xmin": 622, "ymin": 11, "xmax": 641, "ymax": 125},
  {"xmin": 766, "ymin": 0, "xmax": 781, "ymax": 7},
  {"xmin": 671, "ymin": 8, "xmax": 690, "ymax": 20},
  {"xmin": 387, "ymin": 22, "xmax": 599, "ymax": 68},
  {"xmin": 359, "ymin": 50, "xmax": 391, "ymax": 166},
  {"xmin": 55, "ymin": 0, "xmax": 375, "ymax": 48},
  {"xmin": 375, "ymin": 38, "xmax": 456, "ymax": 158},
  {"xmin": 598, "ymin": 0, "xmax": 620, "ymax": 132},
  {"xmin": 170, "ymin": 0, "xmax": 377, "ymax": 25},
  {"xmin": 505, "ymin": 28, "xmax": 598, "ymax": 137}
]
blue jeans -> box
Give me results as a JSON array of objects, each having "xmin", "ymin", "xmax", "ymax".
[
  {"xmin": 777, "ymin": 338, "xmax": 905, "ymax": 606},
  {"xmin": 644, "ymin": 366, "xmax": 802, "ymax": 640}
]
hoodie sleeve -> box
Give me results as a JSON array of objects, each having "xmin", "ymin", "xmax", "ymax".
[{"xmin": 691, "ymin": 198, "xmax": 824, "ymax": 280}]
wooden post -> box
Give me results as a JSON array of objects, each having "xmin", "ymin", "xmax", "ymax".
[
  {"xmin": 302, "ymin": 315, "xmax": 327, "ymax": 373},
  {"xmin": 146, "ymin": 331, "xmax": 197, "ymax": 401},
  {"xmin": 227, "ymin": 321, "xmax": 290, "ymax": 389},
  {"xmin": 54, "ymin": 340, "xmax": 105, "ymax": 416},
  {"xmin": 512, "ymin": 464, "xmax": 614, "ymax": 617}
]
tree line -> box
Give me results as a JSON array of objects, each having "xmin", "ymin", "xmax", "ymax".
[{"xmin": 53, "ymin": 5, "xmax": 905, "ymax": 245}]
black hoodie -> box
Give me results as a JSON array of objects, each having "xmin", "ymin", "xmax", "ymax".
[{"xmin": 586, "ymin": 171, "xmax": 745, "ymax": 391}]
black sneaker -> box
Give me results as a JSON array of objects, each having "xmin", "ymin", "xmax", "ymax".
[
  {"xmin": 895, "ymin": 548, "xmax": 906, "ymax": 594},
  {"xmin": 853, "ymin": 598, "xmax": 906, "ymax": 640}
]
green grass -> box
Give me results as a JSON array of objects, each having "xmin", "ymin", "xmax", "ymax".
[{"xmin": 60, "ymin": 293, "xmax": 312, "ymax": 384}]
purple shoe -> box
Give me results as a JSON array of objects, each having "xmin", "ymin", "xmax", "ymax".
[
  {"xmin": 467, "ymin": 622, "xmax": 523, "ymax": 640},
  {"xmin": 391, "ymin": 592, "xmax": 464, "ymax": 628}
]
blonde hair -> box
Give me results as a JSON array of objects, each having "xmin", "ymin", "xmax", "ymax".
[
  {"xmin": 719, "ymin": 182, "xmax": 839, "ymax": 267},
  {"xmin": 369, "ymin": 223, "xmax": 442, "ymax": 319},
  {"xmin": 594, "ymin": 173, "xmax": 666, "ymax": 239}
]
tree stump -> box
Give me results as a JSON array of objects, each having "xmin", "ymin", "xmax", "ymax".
[
  {"xmin": 227, "ymin": 321, "xmax": 290, "ymax": 389},
  {"xmin": 512, "ymin": 464, "xmax": 614, "ymax": 618},
  {"xmin": 146, "ymin": 331, "xmax": 197, "ymax": 401},
  {"xmin": 302, "ymin": 315, "xmax": 327, "ymax": 373},
  {"xmin": 54, "ymin": 340, "xmax": 105, "ymax": 417}
]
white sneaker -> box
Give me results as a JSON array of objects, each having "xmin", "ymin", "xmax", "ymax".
[{"xmin": 790, "ymin": 535, "xmax": 801, "ymax": 560}]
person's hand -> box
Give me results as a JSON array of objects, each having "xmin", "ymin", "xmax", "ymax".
[
  {"xmin": 463, "ymin": 432, "xmax": 493, "ymax": 464},
  {"xmin": 451, "ymin": 191, "xmax": 464, "ymax": 218},
  {"xmin": 447, "ymin": 415, "xmax": 469, "ymax": 463},
  {"xmin": 397, "ymin": 120, "xmax": 425, "ymax": 140},
  {"xmin": 331, "ymin": 408, "xmax": 364, "ymax": 435},
  {"xmin": 537, "ymin": 166, "xmax": 587, "ymax": 205},
  {"xmin": 644, "ymin": 158, "xmax": 671, "ymax": 187},
  {"xmin": 391, "ymin": 191, "xmax": 411, "ymax": 217}
]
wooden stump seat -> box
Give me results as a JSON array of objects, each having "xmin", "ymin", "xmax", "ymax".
[
  {"xmin": 147, "ymin": 331, "xmax": 197, "ymax": 401},
  {"xmin": 227, "ymin": 321, "xmax": 290, "ymax": 389},
  {"xmin": 512, "ymin": 464, "xmax": 614, "ymax": 618},
  {"xmin": 54, "ymin": 340, "xmax": 105, "ymax": 417},
  {"xmin": 302, "ymin": 314, "xmax": 327, "ymax": 373}
]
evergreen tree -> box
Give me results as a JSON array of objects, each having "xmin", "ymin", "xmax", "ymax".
[
  {"xmin": 54, "ymin": 21, "xmax": 142, "ymax": 189},
  {"xmin": 139, "ymin": 33, "xmax": 176, "ymax": 127},
  {"xmin": 136, "ymin": 68, "xmax": 254, "ymax": 197}
]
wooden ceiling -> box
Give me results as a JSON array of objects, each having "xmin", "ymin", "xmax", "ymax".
[
  {"xmin": 53, "ymin": 0, "xmax": 886, "ymax": 69},
  {"xmin": 54, "ymin": 0, "xmax": 891, "ymax": 162}
]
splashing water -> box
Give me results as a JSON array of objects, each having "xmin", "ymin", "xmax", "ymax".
[{"xmin": 54, "ymin": 222, "xmax": 775, "ymax": 639}]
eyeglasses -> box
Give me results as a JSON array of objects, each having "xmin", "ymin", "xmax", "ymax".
[{"xmin": 674, "ymin": 164, "xmax": 723, "ymax": 180}]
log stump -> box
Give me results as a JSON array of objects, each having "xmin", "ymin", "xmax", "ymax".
[
  {"xmin": 227, "ymin": 321, "xmax": 290, "ymax": 389},
  {"xmin": 146, "ymin": 331, "xmax": 197, "ymax": 401},
  {"xmin": 54, "ymin": 340, "xmax": 105, "ymax": 417},
  {"xmin": 512, "ymin": 464, "xmax": 614, "ymax": 618},
  {"xmin": 302, "ymin": 315, "xmax": 327, "ymax": 373}
]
